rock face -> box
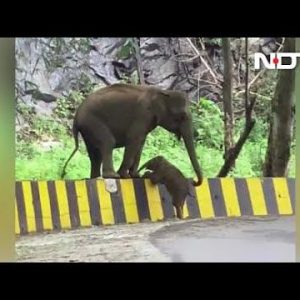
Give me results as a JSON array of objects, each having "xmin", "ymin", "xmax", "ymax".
[{"xmin": 15, "ymin": 37, "xmax": 281, "ymax": 121}]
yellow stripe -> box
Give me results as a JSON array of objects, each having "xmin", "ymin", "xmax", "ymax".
[
  {"xmin": 96, "ymin": 180, "xmax": 115, "ymax": 225},
  {"xmin": 195, "ymin": 178, "xmax": 215, "ymax": 218},
  {"xmin": 38, "ymin": 181, "xmax": 53, "ymax": 230},
  {"xmin": 246, "ymin": 178, "xmax": 267, "ymax": 215},
  {"xmin": 22, "ymin": 181, "xmax": 36, "ymax": 232},
  {"xmin": 75, "ymin": 180, "xmax": 92, "ymax": 226},
  {"xmin": 120, "ymin": 180, "xmax": 139, "ymax": 223},
  {"xmin": 220, "ymin": 178, "xmax": 241, "ymax": 217},
  {"xmin": 15, "ymin": 203, "xmax": 20, "ymax": 235},
  {"xmin": 272, "ymin": 178, "xmax": 293, "ymax": 215},
  {"xmin": 144, "ymin": 180, "xmax": 163, "ymax": 221},
  {"xmin": 54, "ymin": 181, "xmax": 71, "ymax": 229}
]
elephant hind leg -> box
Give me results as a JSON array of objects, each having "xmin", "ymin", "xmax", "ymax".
[
  {"xmin": 82, "ymin": 136, "xmax": 102, "ymax": 178},
  {"xmin": 80, "ymin": 120, "xmax": 119, "ymax": 179},
  {"xmin": 88, "ymin": 146, "xmax": 102, "ymax": 178},
  {"xmin": 174, "ymin": 204, "xmax": 184, "ymax": 219},
  {"xmin": 173, "ymin": 195, "xmax": 185, "ymax": 219}
]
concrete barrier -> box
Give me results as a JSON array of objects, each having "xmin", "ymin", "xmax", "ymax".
[{"xmin": 15, "ymin": 178, "xmax": 295, "ymax": 235}]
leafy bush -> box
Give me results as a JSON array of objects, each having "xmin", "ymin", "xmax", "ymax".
[
  {"xmin": 15, "ymin": 96, "xmax": 296, "ymax": 180},
  {"xmin": 190, "ymin": 98, "xmax": 223, "ymax": 149}
]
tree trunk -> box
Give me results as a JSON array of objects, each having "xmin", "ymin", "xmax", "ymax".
[
  {"xmin": 222, "ymin": 38, "xmax": 234, "ymax": 160},
  {"xmin": 218, "ymin": 38, "xmax": 256, "ymax": 177},
  {"xmin": 263, "ymin": 38, "xmax": 295, "ymax": 176},
  {"xmin": 133, "ymin": 38, "xmax": 145, "ymax": 85}
]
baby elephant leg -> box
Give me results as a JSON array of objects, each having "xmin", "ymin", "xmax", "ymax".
[
  {"xmin": 173, "ymin": 195, "xmax": 186, "ymax": 219},
  {"xmin": 148, "ymin": 172, "xmax": 162, "ymax": 185},
  {"xmin": 174, "ymin": 205, "xmax": 184, "ymax": 219}
]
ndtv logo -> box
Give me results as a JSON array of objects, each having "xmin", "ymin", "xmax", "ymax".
[{"xmin": 254, "ymin": 52, "xmax": 300, "ymax": 69}]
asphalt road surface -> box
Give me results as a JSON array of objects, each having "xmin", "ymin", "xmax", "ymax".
[{"xmin": 16, "ymin": 216, "xmax": 295, "ymax": 262}]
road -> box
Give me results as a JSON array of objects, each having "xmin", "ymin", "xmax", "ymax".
[{"xmin": 16, "ymin": 216, "xmax": 295, "ymax": 262}]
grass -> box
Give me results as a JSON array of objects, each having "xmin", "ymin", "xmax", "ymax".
[
  {"xmin": 15, "ymin": 98, "xmax": 295, "ymax": 180},
  {"xmin": 15, "ymin": 127, "xmax": 295, "ymax": 180}
]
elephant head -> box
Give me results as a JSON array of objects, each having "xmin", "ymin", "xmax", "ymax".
[
  {"xmin": 138, "ymin": 156, "xmax": 164, "ymax": 172},
  {"xmin": 152, "ymin": 89, "xmax": 203, "ymax": 186}
]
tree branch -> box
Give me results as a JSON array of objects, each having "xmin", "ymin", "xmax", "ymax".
[
  {"xmin": 235, "ymin": 91, "xmax": 272, "ymax": 102},
  {"xmin": 190, "ymin": 77, "xmax": 222, "ymax": 88},
  {"xmin": 245, "ymin": 38, "xmax": 250, "ymax": 123},
  {"xmin": 222, "ymin": 38, "xmax": 234, "ymax": 159},
  {"xmin": 133, "ymin": 38, "xmax": 145, "ymax": 85},
  {"xmin": 186, "ymin": 38, "xmax": 219, "ymax": 84},
  {"xmin": 233, "ymin": 69, "xmax": 266, "ymax": 98},
  {"xmin": 217, "ymin": 119, "xmax": 256, "ymax": 176}
]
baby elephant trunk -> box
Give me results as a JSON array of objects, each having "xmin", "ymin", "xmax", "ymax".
[{"xmin": 138, "ymin": 161, "xmax": 150, "ymax": 173}]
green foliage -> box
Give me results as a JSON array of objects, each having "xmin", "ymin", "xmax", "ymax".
[
  {"xmin": 254, "ymin": 71, "xmax": 278, "ymax": 119},
  {"xmin": 191, "ymin": 98, "xmax": 223, "ymax": 149},
  {"xmin": 16, "ymin": 101, "xmax": 35, "ymax": 121},
  {"xmin": 202, "ymin": 38, "xmax": 222, "ymax": 47},
  {"xmin": 69, "ymin": 38, "xmax": 91, "ymax": 54},
  {"xmin": 55, "ymin": 91, "xmax": 85, "ymax": 120},
  {"xmin": 130, "ymin": 70, "xmax": 139, "ymax": 85},
  {"xmin": 15, "ymin": 95, "xmax": 296, "ymax": 181},
  {"xmin": 117, "ymin": 38, "xmax": 136, "ymax": 60}
]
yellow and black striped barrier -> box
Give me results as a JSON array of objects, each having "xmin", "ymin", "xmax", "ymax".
[{"xmin": 15, "ymin": 178, "xmax": 295, "ymax": 235}]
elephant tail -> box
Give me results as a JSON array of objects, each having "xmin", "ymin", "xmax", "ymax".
[{"xmin": 61, "ymin": 123, "xmax": 79, "ymax": 179}]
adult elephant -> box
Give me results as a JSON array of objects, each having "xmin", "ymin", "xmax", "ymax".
[{"xmin": 61, "ymin": 83, "xmax": 203, "ymax": 186}]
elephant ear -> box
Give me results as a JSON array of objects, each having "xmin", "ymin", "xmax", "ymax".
[{"xmin": 150, "ymin": 90, "xmax": 170, "ymax": 124}]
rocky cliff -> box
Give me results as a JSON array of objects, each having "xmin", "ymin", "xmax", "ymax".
[{"xmin": 16, "ymin": 37, "xmax": 281, "ymax": 126}]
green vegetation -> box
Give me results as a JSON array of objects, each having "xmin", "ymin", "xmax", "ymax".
[{"xmin": 15, "ymin": 95, "xmax": 295, "ymax": 180}]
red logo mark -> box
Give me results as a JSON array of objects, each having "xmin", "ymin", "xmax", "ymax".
[{"xmin": 273, "ymin": 57, "xmax": 279, "ymax": 65}]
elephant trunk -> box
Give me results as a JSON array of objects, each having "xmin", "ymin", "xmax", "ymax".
[
  {"xmin": 181, "ymin": 119, "xmax": 203, "ymax": 186},
  {"xmin": 138, "ymin": 161, "xmax": 149, "ymax": 173}
]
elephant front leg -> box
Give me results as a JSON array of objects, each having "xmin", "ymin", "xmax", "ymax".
[
  {"xmin": 101, "ymin": 141, "xmax": 120, "ymax": 179},
  {"xmin": 129, "ymin": 141, "xmax": 145, "ymax": 178},
  {"xmin": 118, "ymin": 139, "xmax": 144, "ymax": 179}
]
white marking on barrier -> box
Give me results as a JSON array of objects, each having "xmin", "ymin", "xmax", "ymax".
[{"xmin": 104, "ymin": 179, "xmax": 118, "ymax": 193}]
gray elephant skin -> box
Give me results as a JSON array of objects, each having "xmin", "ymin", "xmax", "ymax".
[
  {"xmin": 61, "ymin": 83, "xmax": 203, "ymax": 186},
  {"xmin": 139, "ymin": 155, "xmax": 192, "ymax": 219}
]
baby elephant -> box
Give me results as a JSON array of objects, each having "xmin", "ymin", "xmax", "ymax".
[{"xmin": 138, "ymin": 156, "xmax": 191, "ymax": 219}]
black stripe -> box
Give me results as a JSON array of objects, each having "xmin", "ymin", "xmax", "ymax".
[
  {"xmin": 158, "ymin": 184, "xmax": 175, "ymax": 220},
  {"xmin": 234, "ymin": 179, "xmax": 253, "ymax": 216},
  {"xmin": 262, "ymin": 178, "xmax": 279, "ymax": 215},
  {"xmin": 30, "ymin": 181, "xmax": 44, "ymax": 232},
  {"xmin": 287, "ymin": 179, "xmax": 295, "ymax": 211},
  {"xmin": 86, "ymin": 179, "xmax": 102, "ymax": 226},
  {"xmin": 15, "ymin": 182, "xmax": 27, "ymax": 234},
  {"xmin": 186, "ymin": 185, "xmax": 200, "ymax": 219},
  {"xmin": 208, "ymin": 178, "xmax": 227, "ymax": 217},
  {"xmin": 110, "ymin": 180, "xmax": 126, "ymax": 224},
  {"xmin": 65, "ymin": 181, "xmax": 80, "ymax": 228},
  {"xmin": 47, "ymin": 181, "xmax": 61, "ymax": 230},
  {"xmin": 133, "ymin": 179, "xmax": 151, "ymax": 221}
]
